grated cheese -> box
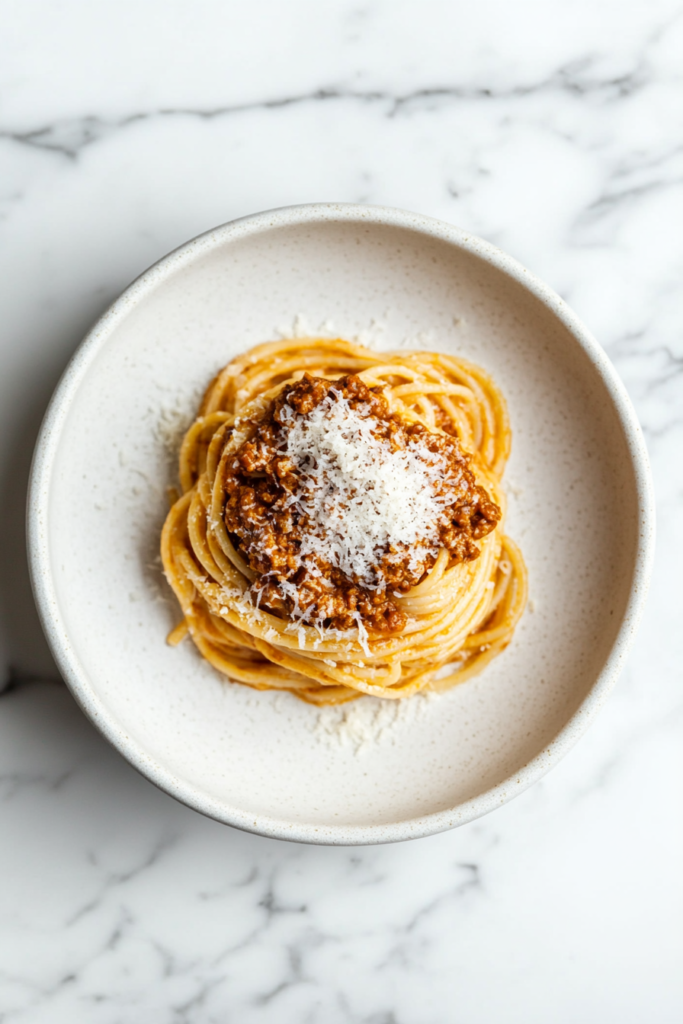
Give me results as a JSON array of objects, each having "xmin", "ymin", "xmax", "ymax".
[{"xmin": 281, "ymin": 388, "xmax": 453, "ymax": 589}]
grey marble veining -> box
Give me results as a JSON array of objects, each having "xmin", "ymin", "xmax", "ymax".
[{"xmin": 1, "ymin": 1, "xmax": 682, "ymax": 1021}]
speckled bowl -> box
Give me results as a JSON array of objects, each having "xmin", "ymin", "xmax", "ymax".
[{"xmin": 28, "ymin": 204, "xmax": 654, "ymax": 844}]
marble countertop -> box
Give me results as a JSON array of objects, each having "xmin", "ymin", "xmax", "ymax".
[{"xmin": 1, "ymin": 1, "xmax": 682, "ymax": 1020}]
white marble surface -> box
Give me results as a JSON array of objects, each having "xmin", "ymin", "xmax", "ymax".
[{"xmin": 1, "ymin": 1, "xmax": 682, "ymax": 1020}]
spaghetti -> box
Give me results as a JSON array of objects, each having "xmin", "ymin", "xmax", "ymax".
[{"xmin": 161, "ymin": 338, "xmax": 527, "ymax": 705}]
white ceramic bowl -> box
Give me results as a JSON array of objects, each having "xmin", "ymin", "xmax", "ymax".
[{"xmin": 28, "ymin": 204, "xmax": 654, "ymax": 844}]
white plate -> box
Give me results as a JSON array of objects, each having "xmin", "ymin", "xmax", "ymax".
[{"xmin": 28, "ymin": 204, "xmax": 654, "ymax": 844}]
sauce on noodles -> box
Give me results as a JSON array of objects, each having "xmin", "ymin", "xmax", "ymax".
[
  {"xmin": 224, "ymin": 373, "xmax": 500, "ymax": 634},
  {"xmin": 161, "ymin": 337, "xmax": 527, "ymax": 704}
]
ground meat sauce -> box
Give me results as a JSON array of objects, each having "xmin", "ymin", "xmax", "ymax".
[{"xmin": 222, "ymin": 374, "xmax": 501, "ymax": 634}]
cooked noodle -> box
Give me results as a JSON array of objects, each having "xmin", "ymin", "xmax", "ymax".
[{"xmin": 161, "ymin": 338, "xmax": 527, "ymax": 704}]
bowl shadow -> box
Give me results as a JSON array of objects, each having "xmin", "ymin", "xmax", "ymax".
[{"xmin": 0, "ymin": 297, "xmax": 115, "ymax": 691}]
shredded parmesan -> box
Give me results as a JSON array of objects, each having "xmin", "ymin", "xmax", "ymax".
[{"xmin": 281, "ymin": 388, "xmax": 452, "ymax": 589}]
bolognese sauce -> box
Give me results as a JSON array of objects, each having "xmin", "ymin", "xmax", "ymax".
[{"xmin": 222, "ymin": 374, "xmax": 500, "ymax": 634}]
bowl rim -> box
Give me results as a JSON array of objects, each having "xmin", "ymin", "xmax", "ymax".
[{"xmin": 27, "ymin": 202, "xmax": 656, "ymax": 845}]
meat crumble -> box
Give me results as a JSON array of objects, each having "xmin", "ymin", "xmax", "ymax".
[{"xmin": 222, "ymin": 374, "xmax": 500, "ymax": 634}]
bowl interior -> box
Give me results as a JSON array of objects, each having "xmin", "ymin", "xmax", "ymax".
[{"xmin": 37, "ymin": 211, "xmax": 643, "ymax": 840}]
